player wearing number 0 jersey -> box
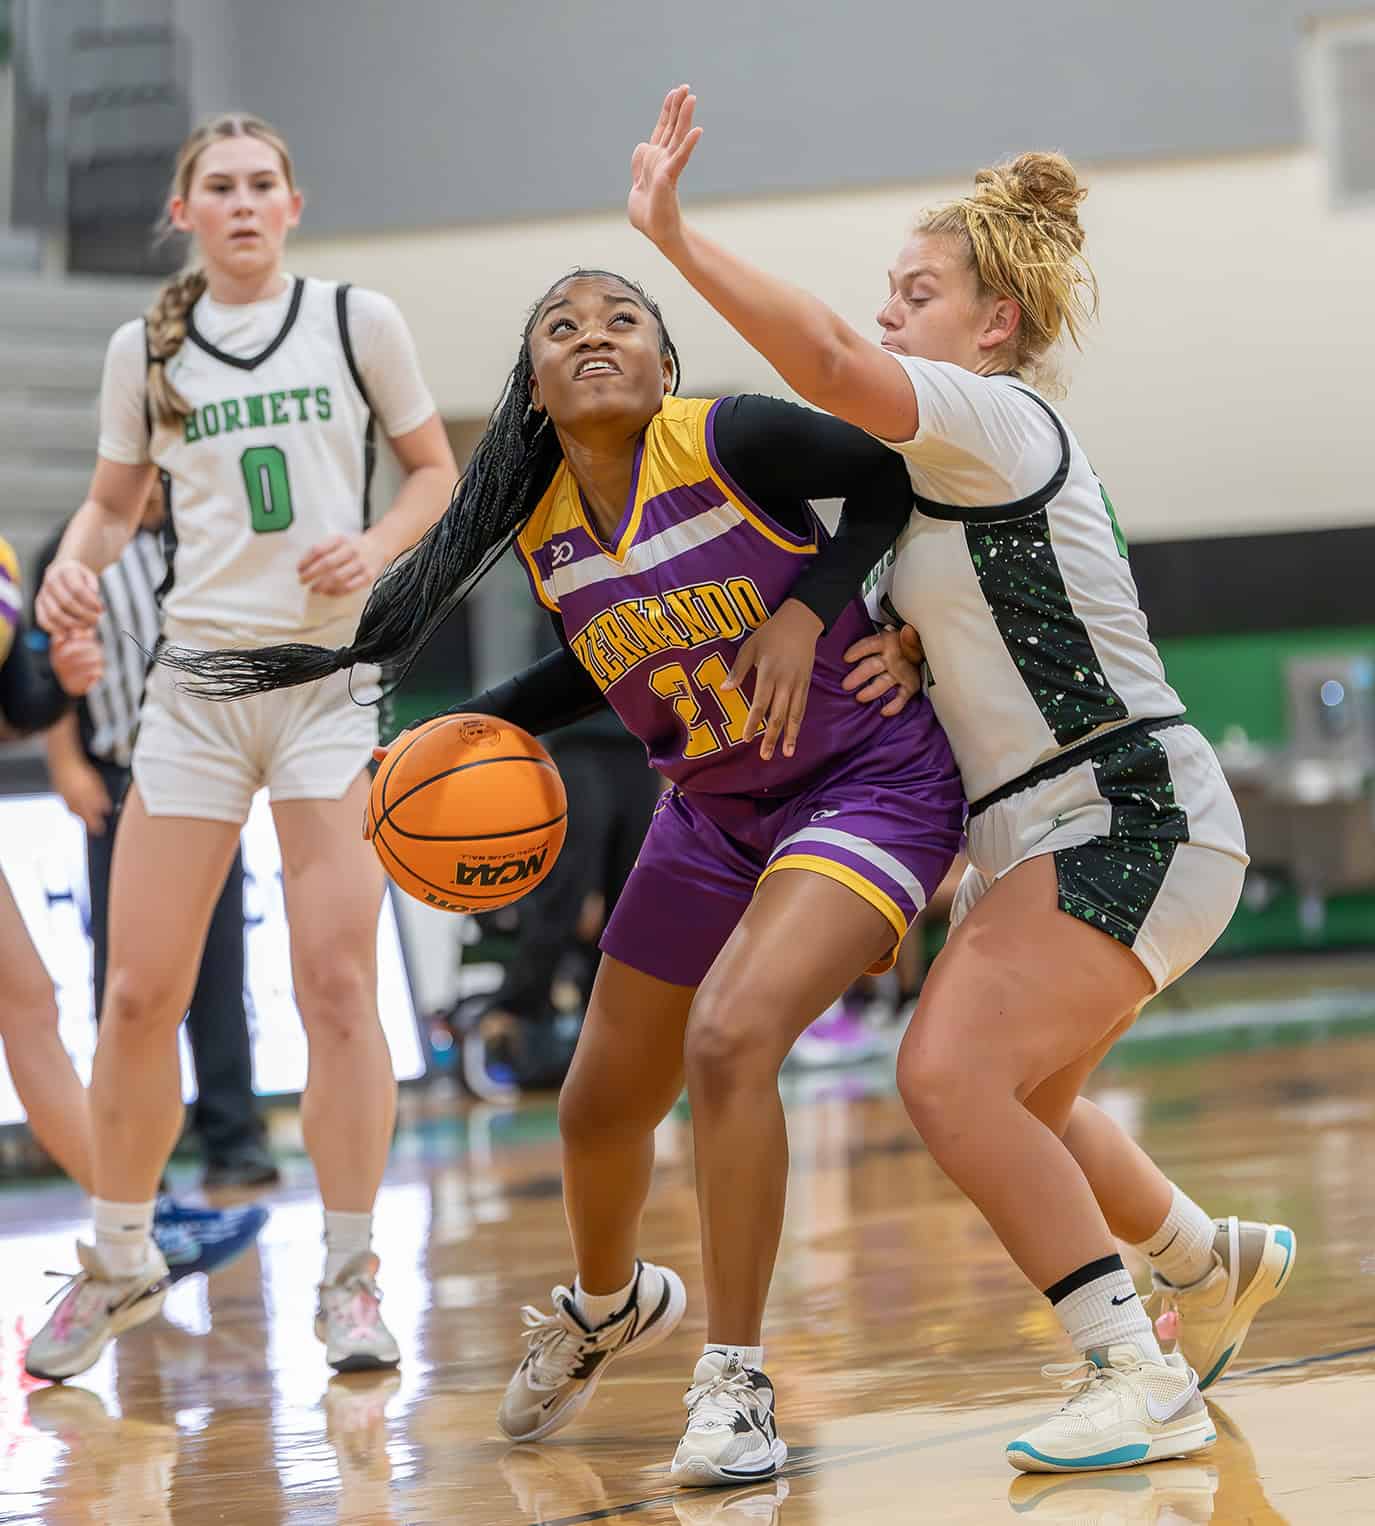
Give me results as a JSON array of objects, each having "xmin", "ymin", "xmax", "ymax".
[
  {"xmin": 97, "ymin": 272, "xmax": 430, "ymax": 817},
  {"xmin": 99, "ymin": 274, "xmax": 421, "ymax": 640},
  {"xmin": 28, "ymin": 114, "xmax": 457, "ymax": 1385},
  {"xmin": 636, "ymin": 85, "xmax": 1293, "ymax": 1478}
]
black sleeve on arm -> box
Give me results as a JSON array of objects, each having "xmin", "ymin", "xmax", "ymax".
[
  {"xmin": 415, "ymin": 617, "xmax": 609, "ymax": 737},
  {"xmin": 711, "ymin": 394, "xmax": 914, "ymax": 631},
  {"xmin": 0, "ymin": 619, "xmax": 70, "ymax": 733}
]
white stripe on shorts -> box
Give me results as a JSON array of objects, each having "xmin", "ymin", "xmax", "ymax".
[{"xmin": 769, "ymin": 825, "xmax": 927, "ymax": 913}]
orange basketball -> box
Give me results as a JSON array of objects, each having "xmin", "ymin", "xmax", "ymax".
[{"xmin": 366, "ymin": 714, "xmax": 567, "ymax": 913}]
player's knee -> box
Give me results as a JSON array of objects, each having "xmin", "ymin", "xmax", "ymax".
[
  {"xmin": 294, "ymin": 953, "xmax": 374, "ymax": 1040},
  {"xmin": 101, "ymin": 963, "xmax": 186, "ymax": 1032},
  {"xmin": 895, "ymin": 1039, "xmax": 972, "ymax": 1147},
  {"xmin": 558, "ymin": 1070, "xmax": 614, "ymax": 1148},
  {"xmin": 684, "ymin": 984, "xmax": 783, "ymax": 1095}
]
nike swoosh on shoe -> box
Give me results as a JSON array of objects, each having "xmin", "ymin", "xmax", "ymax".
[{"xmin": 1144, "ymin": 1378, "xmax": 1199, "ymax": 1425}]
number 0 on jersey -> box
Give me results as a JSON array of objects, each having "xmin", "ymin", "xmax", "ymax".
[{"xmin": 240, "ymin": 444, "xmax": 295, "ymax": 533}]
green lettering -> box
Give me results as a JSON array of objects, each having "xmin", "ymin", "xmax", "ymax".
[
  {"xmin": 290, "ymin": 387, "xmax": 312, "ymax": 422},
  {"xmin": 222, "ymin": 399, "xmax": 243, "ymax": 433},
  {"xmin": 269, "ymin": 391, "xmax": 289, "ymax": 425},
  {"xmin": 240, "ymin": 445, "xmax": 295, "ymax": 532},
  {"xmin": 246, "ymin": 394, "xmax": 267, "ymax": 427},
  {"xmin": 315, "ymin": 385, "xmax": 332, "ymax": 421},
  {"xmin": 183, "ymin": 409, "xmax": 201, "ymax": 444},
  {"xmin": 862, "ymin": 548, "xmax": 895, "ymax": 596},
  {"xmin": 202, "ymin": 403, "xmax": 221, "ymax": 438}
]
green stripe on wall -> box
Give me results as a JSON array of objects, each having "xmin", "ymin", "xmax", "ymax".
[{"xmin": 1157, "ymin": 625, "xmax": 1375, "ymax": 745}]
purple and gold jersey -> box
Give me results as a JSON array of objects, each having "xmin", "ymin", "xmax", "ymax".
[{"xmin": 516, "ymin": 395, "xmax": 938, "ymax": 798}]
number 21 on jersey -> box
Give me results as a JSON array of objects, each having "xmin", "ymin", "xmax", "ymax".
[{"xmin": 650, "ymin": 652, "xmax": 755, "ymax": 758}]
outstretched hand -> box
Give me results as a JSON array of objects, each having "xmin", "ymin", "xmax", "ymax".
[{"xmin": 628, "ymin": 85, "xmax": 703, "ymax": 250}]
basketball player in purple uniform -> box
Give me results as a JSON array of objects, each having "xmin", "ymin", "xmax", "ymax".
[{"xmin": 163, "ymin": 267, "xmax": 965, "ymax": 1483}]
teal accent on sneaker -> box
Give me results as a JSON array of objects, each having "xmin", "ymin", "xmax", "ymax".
[
  {"xmin": 1200, "ymin": 1343, "xmax": 1236, "ymax": 1389},
  {"xmin": 1006, "ymin": 1440, "xmax": 1151, "ymax": 1469},
  {"xmin": 1274, "ymin": 1228, "xmax": 1295, "ymax": 1281}
]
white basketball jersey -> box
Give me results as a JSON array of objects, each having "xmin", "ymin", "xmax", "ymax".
[
  {"xmin": 152, "ymin": 276, "xmax": 376, "ymax": 641},
  {"xmin": 866, "ymin": 361, "xmax": 1184, "ymax": 803}
]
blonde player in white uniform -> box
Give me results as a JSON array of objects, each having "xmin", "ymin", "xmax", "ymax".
[
  {"xmin": 28, "ymin": 114, "xmax": 456, "ymax": 1380},
  {"xmin": 630, "ymin": 88, "xmax": 1295, "ymax": 1473}
]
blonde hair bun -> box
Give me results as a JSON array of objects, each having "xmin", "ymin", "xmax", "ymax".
[
  {"xmin": 917, "ymin": 149, "xmax": 1097, "ymax": 380},
  {"xmin": 972, "ymin": 152, "xmax": 1088, "ymax": 250}
]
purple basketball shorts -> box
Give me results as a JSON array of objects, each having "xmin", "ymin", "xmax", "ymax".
[{"xmin": 601, "ymin": 733, "xmax": 965, "ymax": 988}]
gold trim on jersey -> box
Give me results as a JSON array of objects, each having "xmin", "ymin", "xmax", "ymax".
[{"xmin": 516, "ymin": 396, "xmax": 818, "ymax": 612}]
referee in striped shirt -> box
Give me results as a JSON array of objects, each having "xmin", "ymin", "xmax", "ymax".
[{"xmin": 35, "ymin": 478, "xmax": 278, "ymax": 1189}]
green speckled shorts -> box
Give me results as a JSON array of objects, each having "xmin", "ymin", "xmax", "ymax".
[{"xmin": 954, "ymin": 720, "xmax": 1249, "ymax": 990}]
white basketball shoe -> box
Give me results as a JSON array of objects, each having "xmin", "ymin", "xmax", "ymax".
[
  {"xmin": 1147, "ymin": 1217, "xmax": 1296, "ymax": 1389},
  {"xmin": 25, "ymin": 1242, "xmax": 170, "ymax": 1381},
  {"xmin": 498, "ymin": 1259, "xmax": 687, "ymax": 1441},
  {"xmin": 670, "ymin": 1351, "xmax": 788, "ymax": 1487},
  {"xmin": 1006, "ymin": 1345, "xmax": 1215, "ymax": 1474},
  {"xmin": 315, "ymin": 1252, "xmax": 401, "ymax": 1372}
]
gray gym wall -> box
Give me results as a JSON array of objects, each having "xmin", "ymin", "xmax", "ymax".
[{"xmin": 173, "ymin": 0, "xmax": 1353, "ymax": 234}]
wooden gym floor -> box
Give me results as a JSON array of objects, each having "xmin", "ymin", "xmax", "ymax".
[{"xmin": 1, "ymin": 1005, "xmax": 1372, "ymax": 1523}]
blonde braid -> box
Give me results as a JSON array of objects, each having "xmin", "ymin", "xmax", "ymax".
[{"xmin": 145, "ymin": 267, "xmax": 209, "ymax": 425}]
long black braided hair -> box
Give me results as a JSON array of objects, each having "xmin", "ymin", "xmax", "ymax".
[{"xmin": 159, "ymin": 269, "xmax": 681, "ymax": 699}]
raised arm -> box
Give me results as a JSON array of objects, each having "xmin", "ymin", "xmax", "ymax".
[{"xmin": 629, "ymin": 87, "xmax": 918, "ymax": 442}]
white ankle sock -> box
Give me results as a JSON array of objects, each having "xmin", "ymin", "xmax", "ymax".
[
  {"xmin": 93, "ymin": 1198, "xmax": 157, "ymax": 1278},
  {"xmin": 704, "ymin": 1342, "xmax": 764, "ymax": 1370},
  {"xmin": 574, "ymin": 1272, "xmax": 637, "ymax": 1327},
  {"xmin": 1134, "ymin": 1185, "xmax": 1217, "ymax": 1288},
  {"xmin": 323, "ymin": 1210, "xmax": 373, "ymax": 1284},
  {"xmin": 1047, "ymin": 1255, "xmax": 1161, "ymax": 1364}
]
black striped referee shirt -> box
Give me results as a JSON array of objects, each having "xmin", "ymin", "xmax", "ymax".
[{"xmin": 34, "ymin": 524, "xmax": 164, "ymax": 768}]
